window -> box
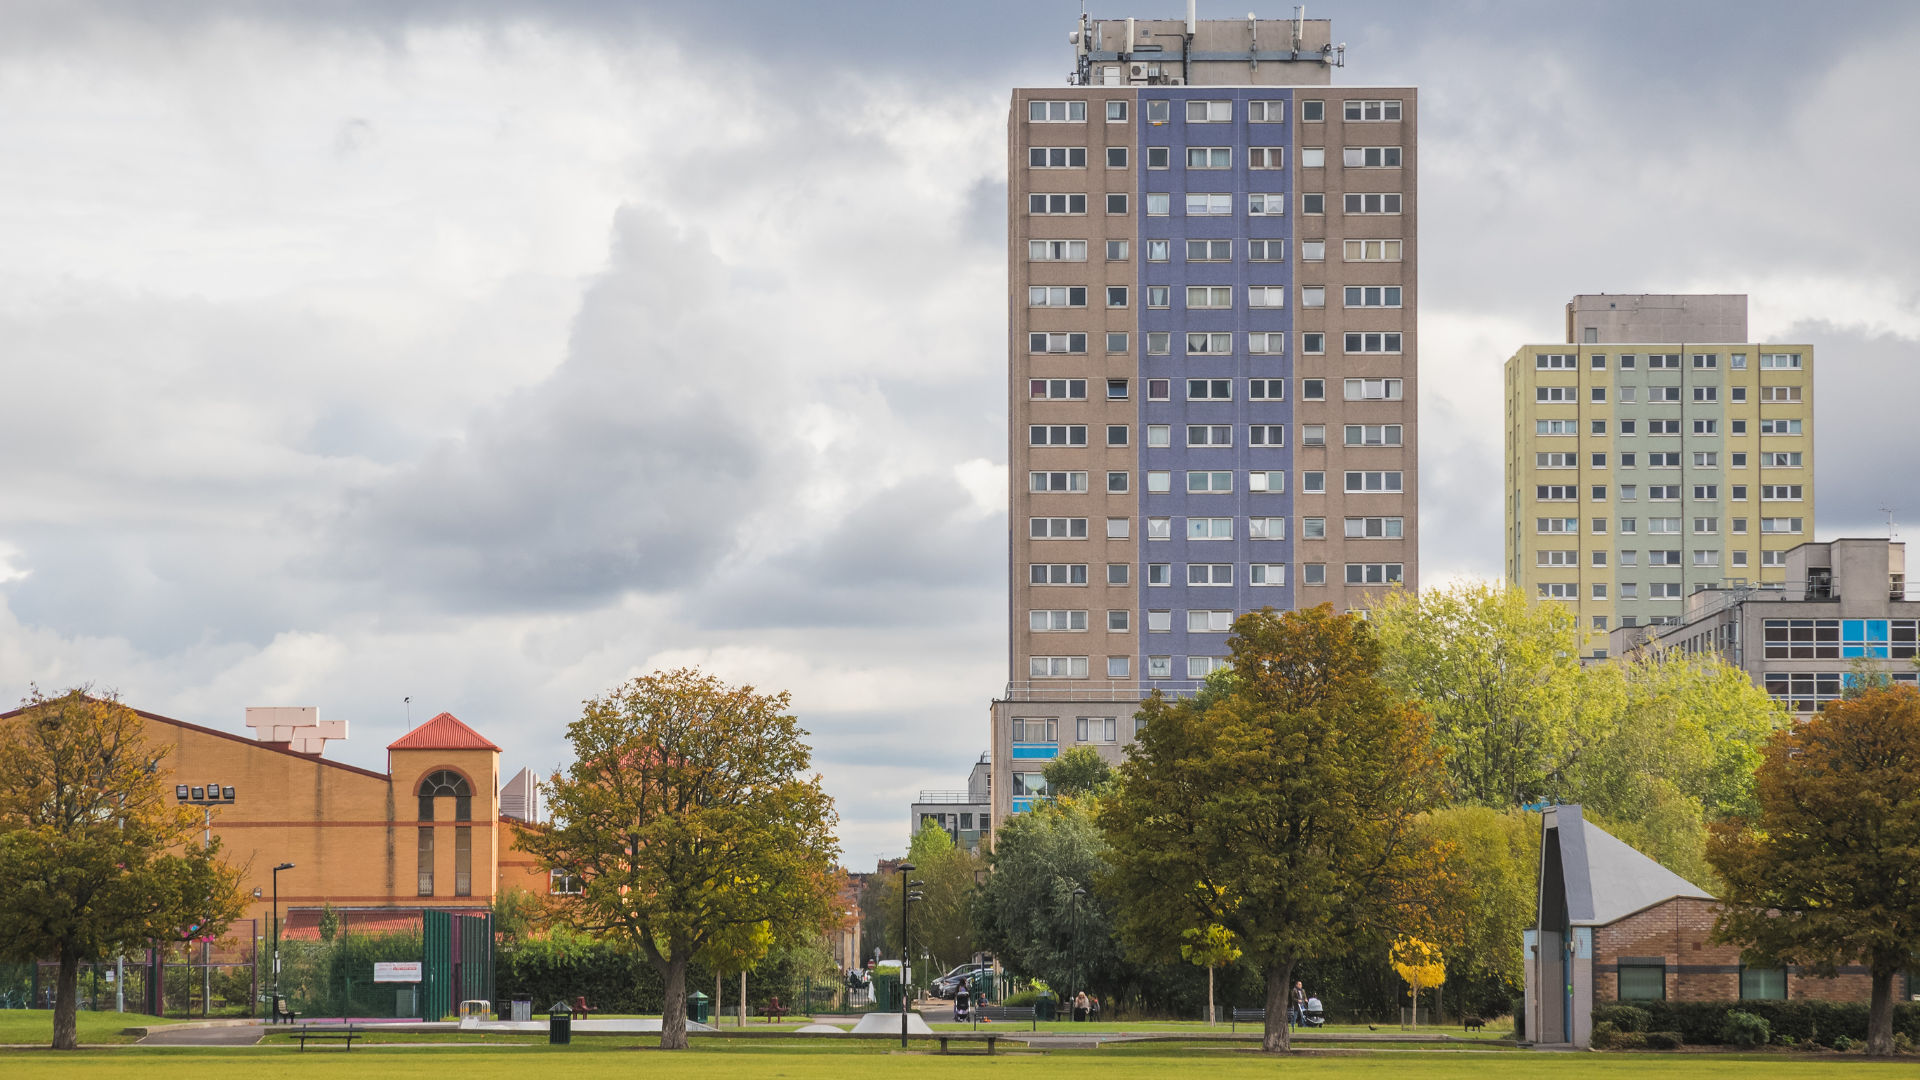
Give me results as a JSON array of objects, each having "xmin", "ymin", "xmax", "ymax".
[
  {"xmin": 1650, "ymin": 582, "xmax": 1683, "ymax": 599},
  {"xmin": 1105, "ymin": 240, "xmax": 1129, "ymax": 262},
  {"xmin": 1029, "ymin": 471, "xmax": 1087, "ymax": 492},
  {"xmin": 1101, "ymin": 286, "xmax": 1128, "ymax": 310},
  {"xmin": 1694, "ymin": 452, "xmax": 1719, "ymax": 468},
  {"xmin": 1343, "ymin": 285, "xmax": 1403, "ymax": 308},
  {"xmin": 1693, "ymin": 386, "xmax": 1718, "ymax": 402},
  {"xmin": 1343, "ymin": 241, "xmax": 1404, "ymax": 267},
  {"xmin": 1247, "ymin": 240, "xmax": 1285, "ymax": 262},
  {"xmin": 1302, "ymin": 333, "xmax": 1326, "ymax": 355},
  {"xmin": 1187, "ymin": 609, "xmax": 1235, "ymax": 634},
  {"xmin": 1648, "ymin": 386, "xmax": 1681, "ymax": 402},
  {"xmin": 1029, "ymin": 100, "xmax": 1088, "ymax": 122},
  {"xmin": 1619, "ymin": 485, "xmax": 1637, "ymax": 500},
  {"xmin": 1106, "ymin": 656, "xmax": 1129, "ymax": 679},
  {"xmin": 1028, "ymin": 332, "xmax": 1089, "ymax": 355},
  {"xmin": 1105, "ymin": 332, "xmax": 1131, "ymax": 355},
  {"xmin": 1619, "ymin": 420, "xmax": 1637, "ymax": 435},
  {"xmin": 1302, "ymin": 100, "xmax": 1325, "ymax": 122},
  {"xmin": 1649, "ymin": 516, "xmax": 1681, "ymax": 532},
  {"xmin": 1250, "ymin": 427, "xmax": 1286, "ymax": 449},
  {"xmin": 1538, "ymin": 583, "xmax": 1576, "ymax": 599},
  {"xmin": 1029, "ymin": 378, "xmax": 1087, "ymax": 401},
  {"xmin": 1760, "ymin": 385, "xmax": 1803, "ymax": 402},
  {"xmin": 1242, "ymin": 377, "xmax": 1286, "ymax": 402},
  {"xmin": 1011, "ymin": 718, "xmax": 1058, "ymax": 743},
  {"xmin": 1619, "ymin": 518, "xmax": 1637, "ymax": 534},
  {"xmin": 1345, "ymin": 471, "xmax": 1404, "ymax": 492},
  {"xmin": 1537, "ymin": 550, "xmax": 1578, "ymax": 566},
  {"xmin": 1029, "ymin": 563, "xmax": 1089, "ymax": 585},
  {"xmin": 1741, "ymin": 966, "xmax": 1787, "ymax": 1001},
  {"xmin": 1346, "ymin": 425, "xmax": 1403, "ymax": 446},
  {"xmin": 1535, "ymin": 353, "xmax": 1576, "ymax": 369},
  {"xmin": 1028, "ymin": 240, "xmax": 1088, "ymax": 263},
  {"xmin": 1732, "ymin": 517, "xmax": 1747, "ymax": 534},
  {"xmin": 1186, "ymin": 99, "xmax": 1232, "ymax": 123},
  {"xmin": 1341, "ymin": 195, "xmax": 1403, "ymax": 216},
  {"xmin": 1186, "ymin": 471, "xmax": 1233, "ymax": 493},
  {"xmin": 1248, "ymin": 286, "xmax": 1286, "ymax": 308},
  {"xmin": 1536, "ymin": 420, "xmax": 1577, "ymax": 435},
  {"xmin": 1147, "ymin": 473, "xmax": 1170, "ymax": 494},
  {"xmin": 1343, "ymin": 99, "xmax": 1402, "ymax": 121},
  {"xmin": 1187, "ymin": 147, "xmax": 1232, "ymax": 169},
  {"xmin": 1029, "ymin": 517, "xmax": 1088, "ymax": 539},
  {"xmin": 1107, "ymin": 193, "xmax": 1128, "ymax": 214},
  {"xmin": 1760, "ymin": 353, "xmax": 1802, "ymax": 369},
  {"xmin": 1028, "ymin": 147, "xmax": 1089, "ymax": 167},
  {"xmin": 1250, "ymin": 516, "xmax": 1287, "ymax": 538},
  {"xmin": 1535, "ymin": 485, "xmax": 1577, "ymax": 501},
  {"xmin": 1146, "ymin": 146, "xmax": 1170, "ymax": 169},
  {"xmin": 1303, "ymin": 378, "xmax": 1326, "ymax": 400},
  {"xmin": 1760, "ymin": 517, "xmax": 1804, "ymax": 534},
  {"xmin": 1187, "ymin": 516, "xmax": 1233, "ymax": 538},
  {"xmin": 1185, "ymin": 192, "xmax": 1232, "ymax": 216},
  {"xmin": 1029, "ymin": 424, "xmax": 1087, "ymax": 446},
  {"xmin": 1302, "ymin": 425, "xmax": 1326, "ymax": 446},
  {"xmin": 1618, "ymin": 354, "xmax": 1638, "ymax": 369},
  {"xmin": 1693, "ymin": 419, "xmax": 1718, "ymax": 435},
  {"xmin": 1692, "ymin": 485, "xmax": 1719, "ymax": 500},
  {"xmin": 1301, "ymin": 240, "xmax": 1325, "ymax": 261},
  {"xmin": 1248, "ymin": 193, "xmax": 1285, "ymax": 215},
  {"xmin": 1303, "ymin": 517, "xmax": 1326, "ymax": 538},
  {"xmin": 1188, "ymin": 655, "xmax": 1231, "ymax": 678},
  {"xmin": 1647, "ymin": 354, "xmax": 1681, "ymax": 369},
  {"xmin": 1145, "ymin": 424, "xmax": 1169, "ymax": 447},
  {"xmin": 1107, "ymin": 563, "xmax": 1130, "ymax": 586},
  {"xmin": 1694, "ymin": 517, "xmax": 1719, "ymax": 534},
  {"xmin": 1345, "ymin": 517, "xmax": 1404, "ymax": 539},
  {"xmin": 1536, "ymin": 453, "xmax": 1576, "ymax": 468},
  {"xmin": 1762, "ymin": 485, "xmax": 1804, "ymax": 501},
  {"xmin": 1345, "ymin": 378, "xmax": 1403, "ymax": 400},
  {"xmin": 1187, "ymin": 425, "xmax": 1232, "ymax": 446},
  {"xmin": 1537, "ymin": 518, "xmax": 1578, "ymax": 533},
  {"xmin": 1760, "ymin": 418, "xmax": 1802, "ymax": 435},
  {"xmin": 1591, "ymin": 354, "xmax": 1608, "ymax": 369},
  {"xmin": 1029, "ymin": 609, "xmax": 1089, "ymax": 631},
  {"xmin": 1029, "ymin": 193, "xmax": 1088, "ymax": 215},
  {"xmin": 418, "ymin": 827, "xmax": 434, "ymax": 895},
  {"xmin": 1029, "ymin": 656, "xmax": 1089, "ymax": 678},
  {"xmin": 1187, "ymin": 332, "xmax": 1233, "ymax": 353},
  {"xmin": 1592, "ymin": 387, "xmax": 1608, "ymax": 402},
  {"xmin": 1647, "ymin": 419, "xmax": 1681, "ymax": 435},
  {"xmin": 1302, "ymin": 192, "xmax": 1325, "ymax": 213},
  {"xmin": 1536, "ymin": 386, "xmax": 1576, "ymax": 402},
  {"xmin": 1593, "ymin": 420, "xmax": 1609, "ymax": 435},
  {"xmin": 1303, "ymin": 471, "xmax": 1326, "ymax": 493},
  {"xmin": 1106, "ymin": 378, "xmax": 1129, "ymax": 400},
  {"xmin": 1694, "ymin": 550, "xmax": 1720, "ymax": 566},
  {"xmin": 1618, "ymin": 964, "xmax": 1666, "ymax": 1001},
  {"xmin": 1075, "ymin": 716, "xmax": 1119, "ymax": 742},
  {"xmin": 1248, "ymin": 99, "xmax": 1286, "ymax": 122},
  {"xmin": 1106, "ymin": 425, "xmax": 1129, "ymax": 447},
  {"xmin": 1342, "ymin": 146, "xmax": 1402, "ymax": 167},
  {"xmin": 1186, "ymin": 240, "xmax": 1233, "ymax": 263},
  {"xmin": 1107, "ymin": 471, "xmax": 1129, "ymax": 493},
  {"xmin": 1761, "ymin": 452, "xmax": 1803, "ymax": 467},
  {"xmin": 1250, "ymin": 563, "xmax": 1287, "ymax": 586},
  {"xmin": 550, "ymin": 869, "xmax": 583, "ymax": 895},
  {"xmin": 1346, "ymin": 563, "xmax": 1404, "ymax": 585},
  {"xmin": 1188, "ymin": 563, "xmax": 1233, "ymax": 586}
]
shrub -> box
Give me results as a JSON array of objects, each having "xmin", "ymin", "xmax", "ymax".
[
  {"xmin": 1589, "ymin": 1021, "xmax": 1619, "ymax": 1049},
  {"xmin": 1895, "ymin": 1032, "xmax": 1914, "ymax": 1054},
  {"xmin": 1832, "ymin": 1035, "xmax": 1853, "ymax": 1052},
  {"xmin": 1776, "ymin": 1034, "xmax": 1795, "ymax": 1047},
  {"xmin": 1720, "ymin": 1010, "xmax": 1771, "ymax": 1049},
  {"xmin": 1592, "ymin": 1004, "xmax": 1652, "ymax": 1033},
  {"xmin": 1645, "ymin": 1031, "xmax": 1683, "ymax": 1050},
  {"xmin": 1612, "ymin": 999, "xmax": 1920, "ymax": 1046}
]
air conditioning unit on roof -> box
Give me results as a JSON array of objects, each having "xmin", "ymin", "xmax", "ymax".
[
  {"xmin": 1129, "ymin": 62, "xmax": 1149, "ymax": 80},
  {"xmin": 1168, "ymin": 76, "xmax": 1186, "ymax": 85}
]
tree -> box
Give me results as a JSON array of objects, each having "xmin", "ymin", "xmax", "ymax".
[
  {"xmin": 0, "ymin": 688, "xmax": 247, "ymax": 1049},
  {"xmin": 514, "ymin": 669, "xmax": 840, "ymax": 1049},
  {"xmin": 1418, "ymin": 807, "xmax": 1536, "ymax": 1020},
  {"xmin": 1180, "ymin": 921, "xmax": 1240, "ymax": 1026},
  {"xmin": 1390, "ymin": 936, "xmax": 1445, "ymax": 1026},
  {"xmin": 1706, "ymin": 685, "xmax": 1920, "ymax": 1057},
  {"xmin": 972, "ymin": 799, "xmax": 1131, "ymax": 998},
  {"xmin": 1100, "ymin": 605, "xmax": 1453, "ymax": 1051},
  {"xmin": 875, "ymin": 822, "xmax": 980, "ymax": 978},
  {"xmin": 1042, "ymin": 746, "xmax": 1112, "ymax": 798}
]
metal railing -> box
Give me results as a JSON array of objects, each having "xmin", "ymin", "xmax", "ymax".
[
  {"xmin": 1001, "ymin": 680, "xmax": 1205, "ymax": 702},
  {"xmin": 913, "ymin": 791, "xmax": 982, "ymax": 804}
]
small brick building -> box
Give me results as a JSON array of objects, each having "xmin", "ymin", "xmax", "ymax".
[{"xmin": 1523, "ymin": 804, "xmax": 1878, "ymax": 1048}]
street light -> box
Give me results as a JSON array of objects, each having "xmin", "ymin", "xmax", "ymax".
[
  {"xmin": 1071, "ymin": 886, "xmax": 1086, "ymax": 1017},
  {"xmin": 271, "ymin": 863, "xmax": 295, "ymax": 1010},
  {"xmin": 896, "ymin": 861, "xmax": 923, "ymax": 1048}
]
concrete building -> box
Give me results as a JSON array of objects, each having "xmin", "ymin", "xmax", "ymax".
[
  {"xmin": 1504, "ymin": 295, "xmax": 1814, "ymax": 656},
  {"xmin": 993, "ymin": 10, "xmax": 1417, "ymax": 834},
  {"xmin": 910, "ymin": 755, "xmax": 991, "ymax": 854},
  {"xmin": 1611, "ymin": 538, "xmax": 1918, "ymax": 712},
  {"xmin": 1526, "ymin": 805, "xmax": 1886, "ymax": 1049}
]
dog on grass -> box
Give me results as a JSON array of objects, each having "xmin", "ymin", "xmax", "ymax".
[{"xmin": 1463, "ymin": 1016, "xmax": 1485, "ymax": 1033}]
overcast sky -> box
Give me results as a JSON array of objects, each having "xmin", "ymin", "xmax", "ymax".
[{"xmin": 1, "ymin": 1, "xmax": 1915, "ymax": 870}]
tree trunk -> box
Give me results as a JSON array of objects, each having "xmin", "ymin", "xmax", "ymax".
[
  {"xmin": 1867, "ymin": 966, "xmax": 1896, "ymax": 1056},
  {"xmin": 53, "ymin": 945, "xmax": 79, "ymax": 1050},
  {"xmin": 740, "ymin": 969, "xmax": 747, "ymax": 1026},
  {"xmin": 659, "ymin": 953, "xmax": 690, "ymax": 1050},
  {"xmin": 1262, "ymin": 961, "xmax": 1293, "ymax": 1053},
  {"xmin": 1207, "ymin": 965, "xmax": 1215, "ymax": 1027}
]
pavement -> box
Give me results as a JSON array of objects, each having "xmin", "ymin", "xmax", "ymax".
[{"xmin": 138, "ymin": 1025, "xmax": 264, "ymax": 1046}]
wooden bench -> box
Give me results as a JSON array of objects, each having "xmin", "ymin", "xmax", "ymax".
[
  {"xmin": 269, "ymin": 996, "xmax": 299, "ymax": 1025},
  {"xmin": 1230, "ymin": 1008, "xmax": 1266, "ymax": 1032},
  {"xmin": 294, "ymin": 1023, "xmax": 361, "ymax": 1051},
  {"xmin": 937, "ymin": 1033, "xmax": 1002, "ymax": 1055},
  {"xmin": 972, "ymin": 1005, "xmax": 1037, "ymax": 1031}
]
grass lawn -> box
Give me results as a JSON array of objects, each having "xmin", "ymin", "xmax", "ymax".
[
  {"xmin": 0, "ymin": 1010, "xmax": 185, "ymax": 1046},
  {"xmin": 3, "ymin": 1042, "xmax": 1915, "ymax": 1077}
]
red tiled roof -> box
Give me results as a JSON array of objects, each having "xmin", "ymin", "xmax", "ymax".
[{"xmin": 386, "ymin": 712, "xmax": 500, "ymax": 752}]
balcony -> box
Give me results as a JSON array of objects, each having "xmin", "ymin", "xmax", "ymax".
[
  {"xmin": 914, "ymin": 791, "xmax": 982, "ymax": 805},
  {"xmin": 1002, "ymin": 680, "xmax": 1205, "ymax": 701}
]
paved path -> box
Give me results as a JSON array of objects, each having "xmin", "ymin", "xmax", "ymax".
[{"xmin": 138, "ymin": 1025, "xmax": 263, "ymax": 1046}]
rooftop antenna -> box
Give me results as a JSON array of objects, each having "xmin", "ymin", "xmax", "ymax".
[
  {"xmin": 404, "ymin": 696, "xmax": 412, "ymax": 728},
  {"xmin": 1187, "ymin": 0, "xmax": 1197, "ymax": 36},
  {"xmin": 1882, "ymin": 507, "xmax": 1900, "ymax": 539},
  {"xmin": 1249, "ymin": 12, "xmax": 1258, "ymax": 75}
]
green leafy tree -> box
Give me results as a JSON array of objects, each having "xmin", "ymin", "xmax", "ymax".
[
  {"xmin": 0, "ymin": 687, "xmax": 247, "ymax": 1049},
  {"xmin": 1180, "ymin": 920, "xmax": 1240, "ymax": 1026},
  {"xmin": 1042, "ymin": 746, "xmax": 1112, "ymax": 798},
  {"xmin": 1419, "ymin": 807, "xmax": 1536, "ymax": 1020},
  {"xmin": 1369, "ymin": 582, "xmax": 1591, "ymax": 806},
  {"xmin": 1706, "ymin": 684, "xmax": 1920, "ymax": 1057},
  {"xmin": 972, "ymin": 799, "xmax": 1129, "ymax": 999},
  {"xmin": 1100, "ymin": 605, "xmax": 1453, "ymax": 1051},
  {"xmin": 513, "ymin": 669, "xmax": 840, "ymax": 1049},
  {"xmin": 877, "ymin": 822, "xmax": 980, "ymax": 978},
  {"xmin": 490, "ymin": 886, "xmax": 545, "ymax": 947}
]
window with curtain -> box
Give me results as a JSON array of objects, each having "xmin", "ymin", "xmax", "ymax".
[
  {"xmin": 1740, "ymin": 966, "xmax": 1786, "ymax": 1000},
  {"xmin": 1617, "ymin": 965, "xmax": 1665, "ymax": 1000}
]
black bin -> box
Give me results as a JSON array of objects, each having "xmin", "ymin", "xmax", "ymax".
[{"xmin": 548, "ymin": 1001, "xmax": 573, "ymax": 1044}]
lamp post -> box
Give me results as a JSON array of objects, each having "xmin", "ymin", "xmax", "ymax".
[
  {"xmin": 1071, "ymin": 886, "xmax": 1086, "ymax": 1017},
  {"xmin": 897, "ymin": 861, "xmax": 923, "ymax": 1048},
  {"xmin": 271, "ymin": 863, "xmax": 295, "ymax": 1007}
]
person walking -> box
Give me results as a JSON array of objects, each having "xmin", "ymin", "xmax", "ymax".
[
  {"xmin": 1088, "ymin": 994, "xmax": 1101, "ymax": 1023},
  {"xmin": 1291, "ymin": 981, "xmax": 1306, "ymax": 1026},
  {"xmin": 954, "ymin": 982, "xmax": 971, "ymax": 1022}
]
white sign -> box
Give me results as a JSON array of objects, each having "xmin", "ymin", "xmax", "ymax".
[{"xmin": 374, "ymin": 962, "xmax": 422, "ymax": 983}]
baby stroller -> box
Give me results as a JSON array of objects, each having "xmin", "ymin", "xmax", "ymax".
[{"xmin": 1300, "ymin": 996, "xmax": 1327, "ymax": 1027}]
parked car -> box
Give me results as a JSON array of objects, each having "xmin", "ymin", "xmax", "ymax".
[{"xmin": 931, "ymin": 964, "xmax": 989, "ymax": 999}]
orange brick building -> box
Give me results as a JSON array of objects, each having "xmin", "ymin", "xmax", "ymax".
[
  {"xmin": 1524, "ymin": 804, "xmax": 1881, "ymax": 1048},
  {"xmin": 130, "ymin": 705, "xmax": 554, "ymax": 936}
]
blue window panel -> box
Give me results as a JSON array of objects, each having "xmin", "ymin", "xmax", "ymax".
[
  {"xmin": 1012, "ymin": 745, "xmax": 1060, "ymax": 760},
  {"xmin": 1011, "ymin": 797, "xmax": 1037, "ymax": 813}
]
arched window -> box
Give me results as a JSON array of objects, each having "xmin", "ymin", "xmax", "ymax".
[{"xmin": 418, "ymin": 770, "xmax": 472, "ymax": 821}]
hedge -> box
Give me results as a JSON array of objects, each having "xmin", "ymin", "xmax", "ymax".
[{"xmin": 1596, "ymin": 1000, "xmax": 1920, "ymax": 1046}]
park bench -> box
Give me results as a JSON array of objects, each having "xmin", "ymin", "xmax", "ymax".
[
  {"xmin": 761, "ymin": 996, "xmax": 790, "ymax": 1022},
  {"xmin": 572, "ymin": 996, "xmax": 597, "ymax": 1015},
  {"xmin": 1230, "ymin": 1008, "xmax": 1265, "ymax": 1031},
  {"xmin": 269, "ymin": 996, "xmax": 299, "ymax": 1024},
  {"xmin": 293, "ymin": 1023, "xmax": 361, "ymax": 1051},
  {"xmin": 937, "ymin": 1033, "xmax": 1002, "ymax": 1055},
  {"xmin": 972, "ymin": 1005, "xmax": 1037, "ymax": 1031}
]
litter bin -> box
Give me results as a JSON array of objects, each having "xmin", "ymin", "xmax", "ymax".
[
  {"xmin": 548, "ymin": 1001, "xmax": 573, "ymax": 1044},
  {"xmin": 1035, "ymin": 992, "xmax": 1057, "ymax": 1022},
  {"xmin": 510, "ymin": 1000, "xmax": 532, "ymax": 1022},
  {"xmin": 687, "ymin": 991, "xmax": 711, "ymax": 1025}
]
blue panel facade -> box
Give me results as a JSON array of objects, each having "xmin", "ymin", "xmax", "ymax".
[{"xmin": 1136, "ymin": 89, "xmax": 1294, "ymax": 679}]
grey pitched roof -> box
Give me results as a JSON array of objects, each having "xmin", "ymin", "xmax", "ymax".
[{"xmin": 1549, "ymin": 805, "xmax": 1714, "ymax": 926}]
